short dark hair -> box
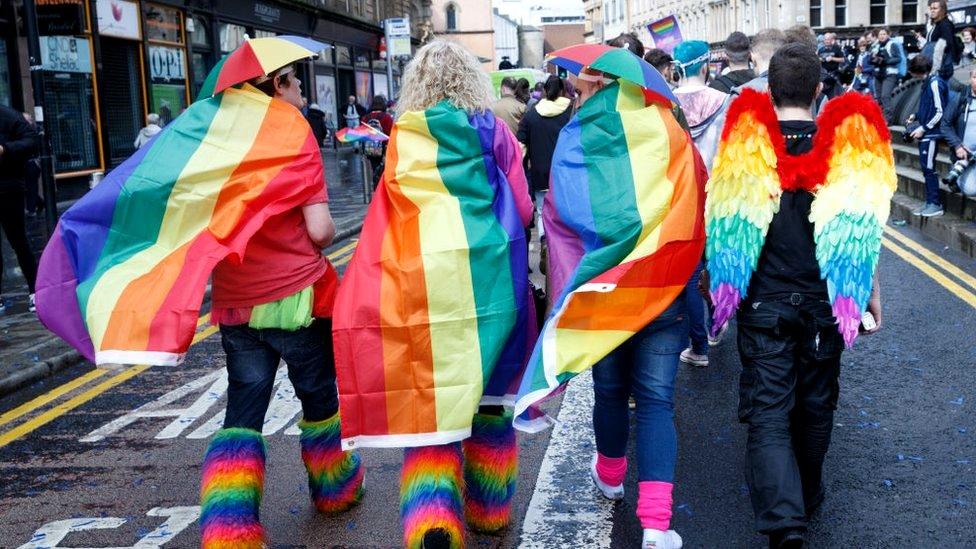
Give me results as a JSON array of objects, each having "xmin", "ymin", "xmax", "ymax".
[
  {"xmin": 783, "ymin": 25, "xmax": 817, "ymax": 49},
  {"xmin": 909, "ymin": 54, "xmax": 933, "ymax": 75},
  {"xmin": 543, "ymin": 74, "xmax": 565, "ymax": 101},
  {"xmin": 608, "ymin": 32, "xmax": 644, "ymax": 57},
  {"xmin": 370, "ymin": 94, "xmax": 387, "ymax": 111},
  {"xmin": 768, "ymin": 43, "xmax": 822, "ymax": 108},
  {"xmin": 725, "ymin": 31, "xmax": 751, "ymax": 65},
  {"xmin": 643, "ymin": 48, "xmax": 673, "ymax": 74},
  {"xmin": 500, "ymin": 76, "xmax": 518, "ymax": 91}
]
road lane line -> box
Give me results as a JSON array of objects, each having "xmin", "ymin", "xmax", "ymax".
[
  {"xmin": 882, "ymin": 237, "xmax": 976, "ymax": 309},
  {"xmin": 883, "ymin": 226, "xmax": 976, "ymax": 292},
  {"xmin": 0, "ymin": 369, "xmax": 108, "ymax": 429},
  {"xmin": 328, "ymin": 239, "xmax": 358, "ymax": 261},
  {"xmin": 0, "ymin": 239, "xmax": 358, "ymax": 448}
]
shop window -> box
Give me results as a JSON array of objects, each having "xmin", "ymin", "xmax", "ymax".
[
  {"xmin": 446, "ymin": 3, "xmax": 457, "ymax": 30},
  {"xmin": 355, "ymin": 48, "xmax": 372, "ymax": 69},
  {"xmin": 144, "ymin": 4, "xmax": 183, "ymax": 44},
  {"xmin": 314, "ymin": 43, "xmax": 334, "ymax": 66},
  {"xmin": 810, "ymin": 0, "xmax": 821, "ymax": 27},
  {"xmin": 220, "ymin": 23, "xmax": 246, "ymax": 53},
  {"xmin": 100, "ymin": 37, "xmax": 146, "ymax": 167},
  {"xmin": 903, "ymin": 1, "xmax": 918, "ymax": 23},
  {"xmin": 188, "ymin": 15, "xmax": 210, "ymax": 48},
  {"xmin": 148, "ymin": 46, "xmax": 187, "ymax": 125},
  {"xmin": 336, "ymin": 45, "xmax": 352, "ymax": 65},
  {"xmin": 835, "ymin": 0, "xmax": 846, "ymax": 26},
  {"xmin": 0, "ymin": 42, "xmax": 10, "ymax": 107},
  {"xmin": 253, "ymin": 29, "xmax": 276, "ymax": 39},
  {"xmin": 870, "ymin": 0, "xmax": 886, "ymax": 24},
  {"xmin": 39, "ymin": 35, "xmax": 100, "ymax": 172}
]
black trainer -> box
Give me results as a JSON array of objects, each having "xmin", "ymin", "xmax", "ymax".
[{"xmin": 768, "ymin": 528, "xmax": 805, "ymax": 549}]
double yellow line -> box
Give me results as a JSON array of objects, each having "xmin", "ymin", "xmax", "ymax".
[
  {"xmin": 881, "ymin": 227, "xmax": 976, "ymax": 309},
  {"xmin": 0, "ymin": 240, "xmax": 358, "ymax": 449}
]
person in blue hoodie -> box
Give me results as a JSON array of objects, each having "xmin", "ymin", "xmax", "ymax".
[{"xmin": 908, "ymin": 54, "xmax": 949, "ymax": 217}]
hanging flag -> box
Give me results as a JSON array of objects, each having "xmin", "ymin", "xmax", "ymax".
[
  {"xmin": 333, "ymin": 101, "xmax": 533, "ymax": 449},
  {"xmin": 35, "ymin": 85, "xmax": 324, "ymax": 365},
  {"xmin": 513, "ymin": 81, "xmax": 705, "ymax": 426},
  {"xmin": 648, "ymin": 15, "xmax": 683, "ymax": 54}
]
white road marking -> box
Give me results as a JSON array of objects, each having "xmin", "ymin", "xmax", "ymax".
[
  {"xmin": 17, "ymin": 506, "xmax": 199, "ymax": 548},
  {"xmin": 519, "ymin": 371, "xmax": 616, "ymax": 548}
]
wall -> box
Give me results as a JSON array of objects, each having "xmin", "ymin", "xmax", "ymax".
[
  {"xmin": 494, "ymin": 9, "xmax": 519, "ymax": 67},
  {"xmin": 543, "ymin": 24, "xmax": 586, "ymax": 54},
  {"xmin": 429, "ymin": 0, "xmax": 494, "ymax": 69},
  {"xmin": 519, "ymin": 26, "xmax": 545, "ymax": 69}
]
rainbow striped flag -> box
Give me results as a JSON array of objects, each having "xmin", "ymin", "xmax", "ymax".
[
  {"xmin": 706, "ymin": 90, "xmax": 895, "ymax": 347},
  {"xmin": 333, "ymin": 101, "xmax": 532, "ymax": 449},
  {"xmin": 513, "ymin": 81, "xmax": 705, "ymax": 424},
  {"xmin": 336, "ymin": 123, "xmax": 389, "ymax": 143},
  {"xmin": 35, "ymin": 85, "xmax": 324, "ymax": 365}
]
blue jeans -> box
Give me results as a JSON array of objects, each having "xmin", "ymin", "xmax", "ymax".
[
  {"xmin": 918, "ymin": 137, "xmax": 942, "ymax": 206},
  {"xmin": 591, "ymin": 298, "xmax": 688, "ymax": 482},
  {"xmin": 220, "ymin": 318, "xmax": 338, "ymax": 432},
  {"xmin": 683, "ymin": 261, "xmax": 709, "ymax": 355}
]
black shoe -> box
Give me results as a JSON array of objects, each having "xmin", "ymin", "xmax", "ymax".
[
  {"xmin": 768, "ymin": 529, "xmax": 805, "ymax": 549},
  {"xmin": 422, "ymin": 528, "xmax": 453, "ymax": 549}
]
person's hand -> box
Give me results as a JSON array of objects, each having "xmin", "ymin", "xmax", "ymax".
[
  {"xmin": 910, "ymin": 127, "xmax": 925, "ymax": 140},
  {"xmin": 956, "ymin": 146, "xmax": 969, "ymax": 159},
  {"xmin": 697, "ymin": 268, "xmax": 712, "ymax": 306},
  {"xmin": 862, "ymin": 294, "xmax": 882, "ymax": 335}
]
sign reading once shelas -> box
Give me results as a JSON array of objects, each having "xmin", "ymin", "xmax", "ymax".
[{"xmin": 385, "ymin": 17, "xmax": 411, "ymax": 59}]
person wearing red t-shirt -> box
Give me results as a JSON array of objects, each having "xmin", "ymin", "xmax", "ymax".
[{"xmin": 199, "ymin": 64, "xmax": 364, "ymax": 548}]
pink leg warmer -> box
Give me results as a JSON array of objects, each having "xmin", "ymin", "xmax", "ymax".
[
  {"xmin": 637, "ymin": 481, "xmax": 674, "ymax": 531},
  {"xmin": 595, "ymin": 453, "xmax": 627, "ymax": 487}
]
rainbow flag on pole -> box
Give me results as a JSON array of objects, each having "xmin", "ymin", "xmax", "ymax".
[
  {"xmin": 513, "ymin": 81, "xmax": 705, "ymax": 425},
  {"xmin": 35, "ymin": 85, "xmax": 324, "ymax": 365},
  {"xmin": 333, "ymin": 101, "xmax": 532, "ymax": 449}
]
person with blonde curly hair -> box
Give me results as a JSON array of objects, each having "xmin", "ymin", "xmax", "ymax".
[{"xmin": 333, "ymin": 40, "xmax": 534, "ymax": 548}]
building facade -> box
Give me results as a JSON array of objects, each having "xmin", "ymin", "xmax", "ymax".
[
  {"xmin": 541, "ymin": 15, "xmax": 585, "ymax": 56},
  {"xmin": 583, "ymin": 0, "xmax": 604, "ymax": 43},
  {"xmin": 1, "ymin": 0, "xmax": 421, "ymax": 183},
  {"xmin": 429, "ymin": 0, "xmax": 494, "ymax": 70},
  {"xmin": 493, "ymin": 7, "xmax": 518, "ymax": 68}
]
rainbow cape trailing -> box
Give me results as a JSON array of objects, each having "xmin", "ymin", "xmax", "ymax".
[
  {"xmin": 512, "ymin": 81, "xmax": 705, "ymax": 425},
  {"xmin": 333, "ymin": 101, "xmax": 532, "ymax": 449},
  {"xmin": 35, "ymin": 85, "xmax": 323, "ymax": 365},
  {"xmin": 706, "ymin": 89, "xmax": 896, "ymax": 347}
]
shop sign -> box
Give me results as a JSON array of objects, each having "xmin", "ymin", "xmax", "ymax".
[
  {"xmin": 149, "ymin": 46, "xmax": 186, "ymax": 81},
  {"xmin": 97, "ymin": 0, "xmax": 142, "ymax": 40},
  {"xmin": 385, "ymin": 17, "xmax": 411, "ymax": 59},
  {"xmin": 37, "ymin": 0, "xmax": 86, "ymax": 35},
  {"xmin": 254, "ymin": 3, "xmax": 281, "ymax": 24},
  {"xmin": 40, "ymin": 36, "xmax": 93, "ymax": 74}
]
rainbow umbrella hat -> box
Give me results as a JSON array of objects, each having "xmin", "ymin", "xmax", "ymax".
[
  {"xmin": 199, "ymin": 35, "xmax": 329, "ymax": 97},
  {"xmin": 546, "ymin": 43, "xmax": 677, "ymax": 105},
  {"xmin": 336, "ymin": 123, "xmax": 389, "ymax": 143}
]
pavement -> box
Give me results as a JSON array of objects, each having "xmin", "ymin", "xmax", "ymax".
[
  {"xmin": 0, "ymin": 221, "xmax": 974, "ymax": 547},
  {"xmin": 0, "ymin": 146, "xmax": 370, "ymax": 398}
]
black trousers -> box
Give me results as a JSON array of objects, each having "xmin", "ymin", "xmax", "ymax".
[
  {"xmin": 0, "ymin": 188, "xmax": 38, "ymax": 295},
  {"xmin": 736, "ymin": 295, "xmax": 843, "ymax": 535}
]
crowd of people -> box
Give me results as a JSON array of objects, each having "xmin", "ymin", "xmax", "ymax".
[{"xmin": 11, "ymin": 2, "xmax": 966, "ymax": 549}]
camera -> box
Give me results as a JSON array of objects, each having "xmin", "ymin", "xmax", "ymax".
[
  {"xmin": 903, "ymin": 121, "xmax": 922, "ymax": 143},
  {"xmin": 943, "ymin": 152, "xmax": 971, "ymax": 191}
]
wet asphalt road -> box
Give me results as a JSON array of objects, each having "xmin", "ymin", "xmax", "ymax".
[{"xmin": 0, "ymin": 223, "xmax": 975, "ymax": 548}]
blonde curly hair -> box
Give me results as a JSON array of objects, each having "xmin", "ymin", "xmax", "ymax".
[{"xmin": 395, "ymin": 40, "xmax": 495, "ymax": 117}]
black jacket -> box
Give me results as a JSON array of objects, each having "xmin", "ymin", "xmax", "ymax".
[
  {"xmin": 940, "ymin": 88, "xmax": 975, "ymax": 150},
  {"xmin": 306, "ymin": 109, "xmax": 328, "ymax": 146},
  {"xmin": 709, "ymin": 69, "xmax": 755, "ymax": 94},
  {"xmin": 0, "ymin": 105, "xmax": 39, "ymax": 193},
  {"xmin": 517, "ymin": 98, "xmax": 573, "ymax": 193}
]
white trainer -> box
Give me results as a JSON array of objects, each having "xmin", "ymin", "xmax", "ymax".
[
  {"xmin": 590, "ymin": 455, "xmax": 624, "ymax": 500},
  {"xmin": 642, "ymin": 528, "xmax": 683, "ymax": 549},
  {"xmin": 679, "ymin": 347, "xmax": 708, "ymax": 367}
]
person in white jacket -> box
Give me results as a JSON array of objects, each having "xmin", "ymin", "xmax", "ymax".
[{"xmin": 133, "ymin": 113, "xmax": 162, "ymax": 149}]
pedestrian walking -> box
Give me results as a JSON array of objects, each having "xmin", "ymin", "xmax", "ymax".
[
  {"xmin": 306, "ymin": 102, "xmax": 329, "ymax": 146},
  {"xmin": 961, "ymin": 27, "xmax": 976, "ymax": 65},
  {"xmin": 0, "ymin": 104, "xmax": 39, "ymax": 314},
  {"xmin": 513, "ymin": 63, "xmax": 705, "ymax": 549},
  {"xmin": 332, "ymin": 40, "xmax": 534, "ymax": 549},
  {"xmin": 344, "ymin": 94, "xmax": 366, "ymax": 128},
  {"xmin": 851, "ymin": 34, "xmax": 878, "ymax": 96},
  {"xmin": 817, "ymin": 33, "xmax": 845, "ymax": 99},
  {"xmin": 706, "ymin": 43, "xmax": 893, "ymax": 548},
  {"xmin": 644, "ymin": 48, "xmax": 676, "ymax": 86},
  {"xmin": 33, "ymin": 36, "xmax": 363, "ymax": 549},
  {"xmin": 363, "ymin": 95, "xmax": 394, "ymax": 188},
  {"xmin": 871, "ymin": 28, "xmax": 904, "ymax": 113},
  {"xmin": 923, "ymin": 0, "xmax": 958, "ymax": 81},
  {"xmin": 133, "ymin": 113, "xmax": 162, "ymax": 149},
  {"xmin": 495, "ymin": 76, "xmax": 527, "ymax": 135},
  {"xmin": 939, "ymin": 67, "xmax": 976, "ymax": 194},
  {"xmin": 517, "ymin": 75, "xmax": 573, "ymax": 239},
  {"xmin": 710, "ymin": 31, "xmax": 755, "ymax": 93},
  {"xmin": 907, "ymin": 54, "xmax": 948, "ymax": 217}
]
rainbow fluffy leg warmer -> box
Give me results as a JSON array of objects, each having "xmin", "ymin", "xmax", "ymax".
[
  {"xmin": 462, "ymin": 411, "xmax": 518, "ymax": 533},
  {"xmin": 400, "ymin": 443, "xmax": 465, "ymax": 549},
  {"xmin": 199, "ymin": 427, "xmax": 266, "ymax": 549},
  {"xmin": 299, "ymin": 414, "xmax": 364, "ymax": 514}
]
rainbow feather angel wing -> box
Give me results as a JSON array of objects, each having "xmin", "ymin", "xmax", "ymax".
[
  {"xmin": 705, "ymin": 89, "xmax": 782, "ymax": 334},
  {"xmin": 810, "ymin": 93, "xmax": 896, "ymax": 347}
]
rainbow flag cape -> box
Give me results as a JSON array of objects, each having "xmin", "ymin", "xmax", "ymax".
[
  {"xmin": 336, "ymin": 123, "xmax": 389, "ymax": 143},
  {"xmin": 706, "ymin": 90, "xmax": 896, "ymax": 347},
  {"xmin": 333, "ymin": 102, "xmax": 532, "ymax": 449},
  {"xmin": 512, "ymin": 81, "xmax": 705, "ymax": 425},
  {"xmin": 35, "ymin": 85, "xmax": 323, "ymax": 365}
]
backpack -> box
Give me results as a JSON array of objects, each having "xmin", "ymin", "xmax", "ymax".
[
  {"xmin": 363, "ymin": 114, "xmax": 386, "ymax": 158},
  {"xmin": 893, "ymin": 41, "xmax": 908, "ymax": 78}
]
